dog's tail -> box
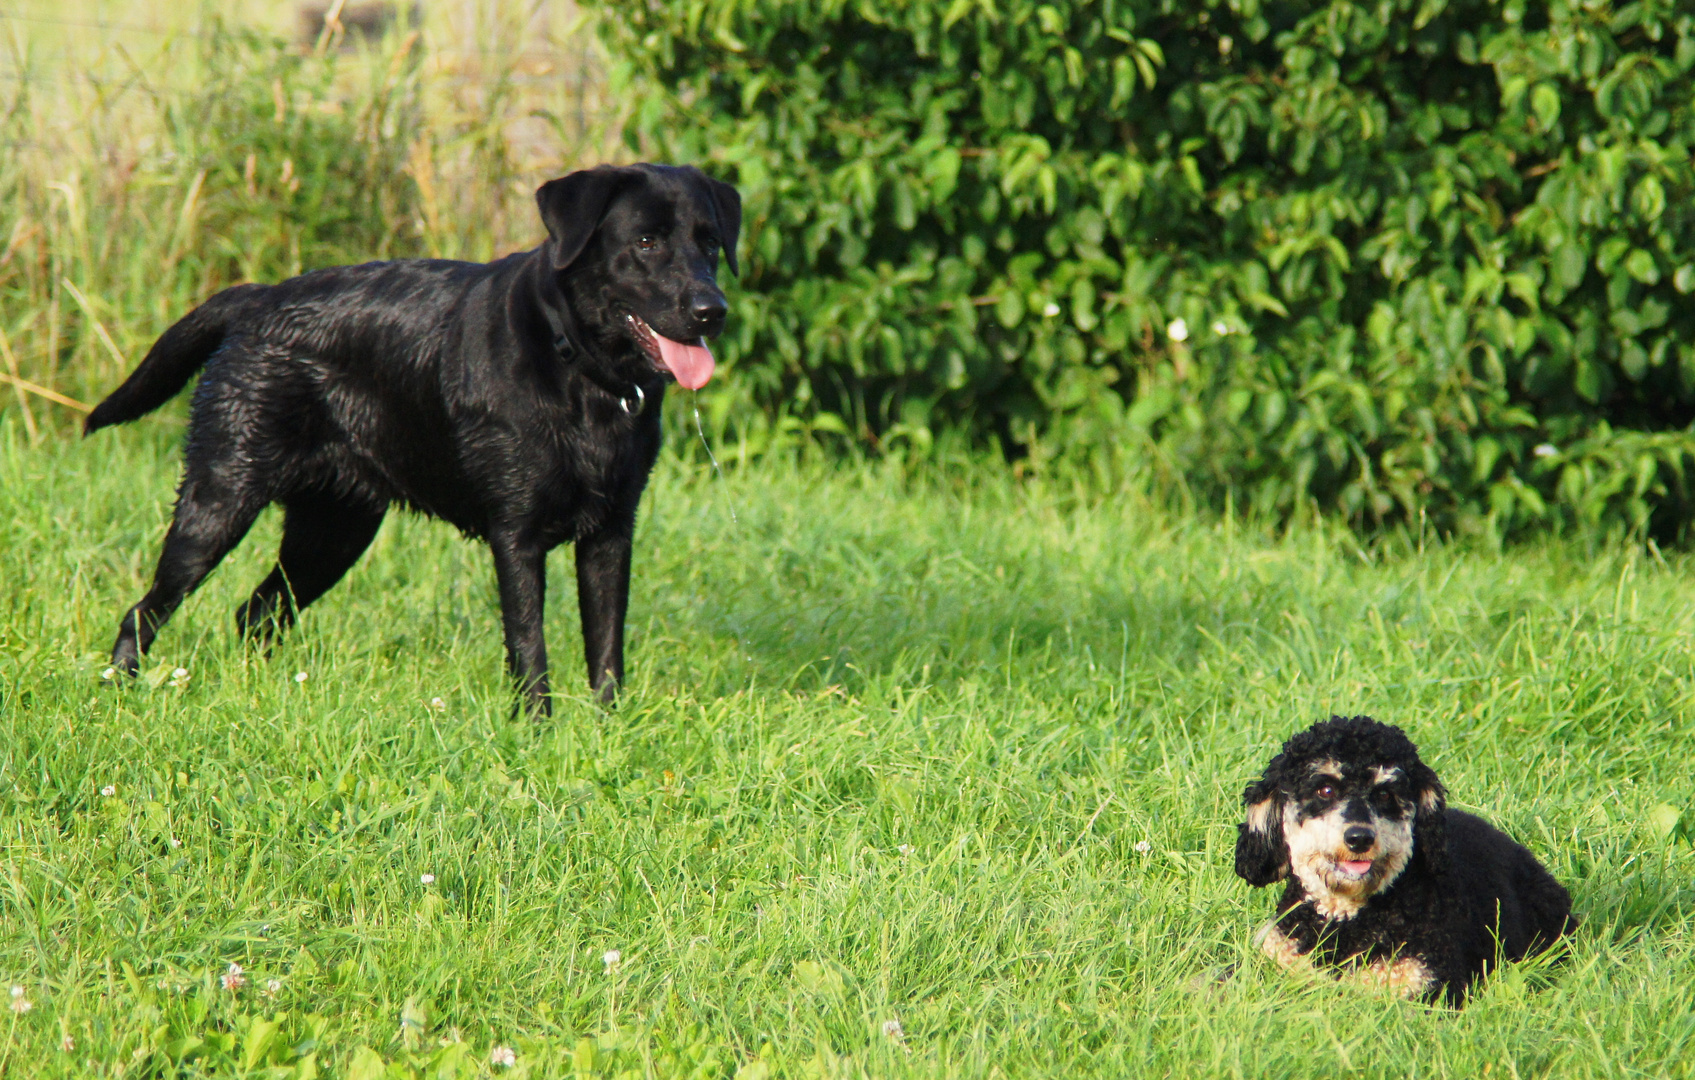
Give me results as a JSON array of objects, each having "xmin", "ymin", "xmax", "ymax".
[{"xmin": 84, "ymin": 284, "xmax": 265, "ymax": 435}]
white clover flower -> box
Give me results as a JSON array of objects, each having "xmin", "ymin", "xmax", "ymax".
[
  {"xmin": 172, "ymin": 667, "xmax": 188, "ymax": 680},
  {"xmin": 429, "ymin": 697, "xmax": 446, "ymax": 710},
  {"xmin": 62, "ymin": 1034, "xmax": 75, "ymax": 1052},
  {"xmin": 1212, "ymin": 320, "xmax": 1234, "ymax": 336},
  {"xmin": 1167, "ymin": 317, "xmax": 1189, "ymax": 342},
  {"xmin": 420, "ymin": 873, "xmax": 435, "ymax": 885},
  {"xmin": 881, "ymin": 1018, "xmax": 906, "ymax": 1043},
  {"xmin": 1042, "ymin": 302, "xmax": 1061, "ymax": 318},
  {"xmin": 221, "ymin": 963, "xmax": 246, "ymax": 992},
  {"xmin": 602, "ymin": 949, "xmax": 622, "ymax": 972},
  {"xmin": 491, "ymin": 1045, "xmax": 517, "ymax": 1068},
  {"xmin": 896, "ymin": 844, "xmax": 914, "ymax": 857},
  {"xmin": 264, "ymin": 979, "xmax": 282, "ymax": 997},
  {"xmin": 100, "ymin": 785, "xmax": 116, "ymax": 798},
  {"xmin": 170, "ymin": 838, "xmax": 182, "ymax": 849},
  {"xmin": 1134, "ymin": 840, "xmax": 1152, "ymax": 854},
  {"xmin": 1533, "ymin": 443, "xmax": 1558, "ymax": 458},
  {"xmin": 101, "ymin": 667, "xmax": 116, "ymax": 681},
  {"xmin": 293, "ymin": 671, "xmax": 309, "ymax": 683},
  {"xmin": 10, "ymin": 993, "xmax": 31, "ymax": 1014}
]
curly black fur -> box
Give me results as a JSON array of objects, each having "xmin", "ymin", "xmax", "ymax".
[{"xmin": 1234, "ymin": 716, "xmax": 1577, "ymax": 1005}]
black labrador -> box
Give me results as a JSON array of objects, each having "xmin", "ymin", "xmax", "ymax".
[{"xmin": 85, "ymin": 163, "xmax": 739, "ymax": 714}]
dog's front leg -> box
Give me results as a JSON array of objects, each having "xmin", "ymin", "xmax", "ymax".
[
  {"xmin": 489, "ymin": 533, "xmax": 551, "ymax": 717},
  {"xmin": 575, "ymin": 526, "xmax": 631, "ymax": 704}
]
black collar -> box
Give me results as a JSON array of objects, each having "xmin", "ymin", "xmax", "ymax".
[{"xmin": 537, "ymin": 293, "xmax": 656, "ymax": 416}]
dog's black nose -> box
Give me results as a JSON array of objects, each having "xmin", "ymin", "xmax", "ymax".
[
  {"xmin": 689, "ymin": 294, "xmax": 726, "ymax": 330},
  {"xmin": 1343, "ymin": 825, "xmax": 1375, "ymax": 853}
]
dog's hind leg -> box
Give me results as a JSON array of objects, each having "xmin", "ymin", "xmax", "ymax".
[
  {"xmin": 236, "ymin": 494, "xmax": 387, "ymax": 644},
  {"xmin": 112, "ymin": 475, "xmax": 270, "ymax": 674}
]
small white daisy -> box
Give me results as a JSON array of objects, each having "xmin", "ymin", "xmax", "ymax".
[
  {"xmin": 490, "ymin": 1045, "xmax": 517, "ymax": 1068},
  {"xmin": 221, "ymin": 963, "xmax": 246, "ymax": 992},
  {"xmin": 420, "ymin": 873, "xmax": 436, "ymax": 885},
  {"xmin": 100, "ymin": 785, "xmax": 116, "ymax": 798},
  {"xmin": 1167, "ymin": 317, "xmax": 1189, "ymax": 342}
]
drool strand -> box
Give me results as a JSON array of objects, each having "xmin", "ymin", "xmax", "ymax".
[{"xmin": 692, "ymin": 394, "xmax": 738, "ymax": 526}]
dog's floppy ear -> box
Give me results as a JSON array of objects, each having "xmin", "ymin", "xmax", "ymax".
[
  {"xmin": 535, "ymin": 167, "xmax": 629, "ymax": 272},
  {"xmin": 703, "ymin": 175, "xmax": 741, "ymax": 276},
  {"xmin": 1234, "ymin": 778, "xmax": 1289, "ymax": 887},
  {"xmin": 1409, "ymin": 762, "xmax": 1448, "ymax": 873}
]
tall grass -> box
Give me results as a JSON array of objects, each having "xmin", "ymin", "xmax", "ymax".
[{"xmin": 0, "ymin": 1, "xmax": 611, "ymax": 438}]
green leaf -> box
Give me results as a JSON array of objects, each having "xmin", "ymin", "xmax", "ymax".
[
  {"xmin": 241, "ymin": 1018, "xmax": 281, "ymax": 1071},
  {"xmin": 792, "ymin": 960, "xmax": 844, "ymax": 995},
  {"xmin": 994, "ymin": 289, "xmax": 1025, "ymax": 329},
  {"xmin": 1625, "ymin": 249, "xmax": 1659, "ymax": 285},
  {"xmin": 1530, "ymin": 83, "xmax": 1560, "ymax": 131},
  {"xmin": 345, "ymin": 1047, "xmax": 387, "ymax": 1080},
  {"xmin": 1649, "ymin": 803, "xmax": 1683, "ymax": 840}
]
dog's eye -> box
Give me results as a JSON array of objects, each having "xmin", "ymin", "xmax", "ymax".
[
  {"xmin": 1315, "ymin": 783, "xmax": 1336, "ymax": 800},
  {"xmin": 636, "ymin": 236, "xmax": 658, "ymax": 251}
]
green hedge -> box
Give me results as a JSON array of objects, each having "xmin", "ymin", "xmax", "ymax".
[{"xmin": 592, "ymin": 0, "xmax": 1695, "ymax": 539}]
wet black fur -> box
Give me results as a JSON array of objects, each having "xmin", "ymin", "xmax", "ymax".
[
  {"xmin": 85, "ymin": 163, "xmax": 741, "ymax": 715},
  {"xmin": 1235, "ymin": 716, "xmax": 1578, "ymax": 1005}
]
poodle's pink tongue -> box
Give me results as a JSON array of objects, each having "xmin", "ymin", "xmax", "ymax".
[
  {"xmin": 655, "ymin": 333, "xmax": 715, "ymax": 390},
  {"xmin": 1341, "ymin": 859, "xmax": 1373, "ymax": 875}
]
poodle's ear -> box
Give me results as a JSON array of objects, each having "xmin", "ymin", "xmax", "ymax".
[
  {"xmin": 535, "ymin": 167, "xmax": 631, "ymax": 272},
  {"xmin": 1234, "ymin": 778, "xmax": 1289, "ymax": 887},
  {"xmin": 1409, "ymin": 762, "xmax": 1448, "ymax": 873}
]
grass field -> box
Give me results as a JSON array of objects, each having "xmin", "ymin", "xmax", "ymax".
[{"xmin": 3, "ymin": 410, "xmax": 1695, "ymax": 1078}]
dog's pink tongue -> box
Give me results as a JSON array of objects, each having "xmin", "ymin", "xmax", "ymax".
[
  {"xmin": 1341, "ymin": 860, "xmax": 1373, "ymax": 875},
  {"xmin": 655, "ymin": 333, "xmax": 715, "ymax": 390}
]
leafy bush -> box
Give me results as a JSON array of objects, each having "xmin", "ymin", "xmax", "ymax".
[{"xmin": 594, "ymin": 0, "xmax": 1695, "ymax": 539}]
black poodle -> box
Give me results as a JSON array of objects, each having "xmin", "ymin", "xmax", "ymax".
[{"xmin": 1234, "ymin": 716, "xmax": 1577, "ymax": 1005}]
